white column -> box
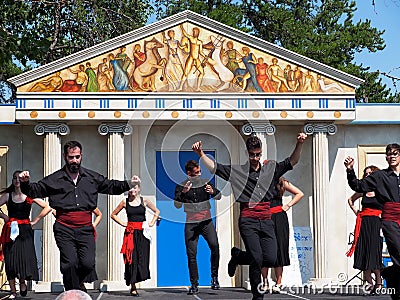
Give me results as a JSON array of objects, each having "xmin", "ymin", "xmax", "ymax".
[
  {"xmin": 33, "ymin": 123, "xmax": 70, "ymax": 292},
  {"xmin": 304, "ymin": 123, "xmax": 337, "ymax": 287},
  {"xmin": 98, "ymin": 123, "xmax": 132, "ymax": 292},
  {"xmin": 241, "ymin": 122, "xmax": 276, "ymax": 289}
]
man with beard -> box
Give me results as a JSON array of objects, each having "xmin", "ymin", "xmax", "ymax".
[{"xmin": 18, "ymin": 140, "xmax": 137, "ymax": 291}]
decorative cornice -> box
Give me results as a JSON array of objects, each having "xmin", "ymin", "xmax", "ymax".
[
  {"xmin": 241, "ymin": 122, "xmax": 276, "ymax": 136},
  {"xmin": 303, "ymin": 123, "xmax": 337, "ymax": 135},
  {"xmin": 98, "ymin": 123, "xmax": 133, "ymax": 135},
  {"xmin": 34, "ymin": 123, "xmax": 70, "ymax": 136}
]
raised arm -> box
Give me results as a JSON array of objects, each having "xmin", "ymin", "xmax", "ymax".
[
  {"xmin": 344, "ymin": 156, "xmax": 377, "ymax": 193},
  {"xmin": 289, "ymin": 132, "xmax": 307, "ymax": 167},
  {"xmin": 192, "ymin": 141, "xmax": 215, "ymax": 172}
]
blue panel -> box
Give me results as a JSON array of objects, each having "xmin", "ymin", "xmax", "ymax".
[{"xmin": 156, "ymin": 150, "xmax": 216, "ymax": 287}]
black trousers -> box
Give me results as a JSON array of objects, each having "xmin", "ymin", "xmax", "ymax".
[
  {"xmin": 184, "ymin": 218, "xmax": 219, "ymax": 285},
  {"xmin": 382, "ymin": 220, "xmax": 400, "ymax": 295},
  {"xmin": 239, "ymin": 217, "xmax": 277, "ymax": 300},
  {"xmin": 53, "ymin": 222, "xmax": 96, "ymax": 290}
]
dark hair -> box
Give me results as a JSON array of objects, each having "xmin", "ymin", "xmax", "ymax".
[
  {"xmin": 386, "ymin": 143, "xmax": 400, "ymax": 155},
  {"xmin": 0, "ymin": 170, "xmax": 22, "ymax": 194},
  {"xmin": 185, "ymin": 160, "xmax": 199, "ymax": 173},
  {"xmin": 246, "ymin": 136, "xmax": 262, "ymax": 151},
  {"xmin": 63, "ymin": 141, "xmax": 82, "ymax": 155},
  {"xmin": 276, "ymin": 177, "xmax": 289, "ymax": 197},
  {"xmin": 362, "ymin": 165, "xmax": 380, "ymax": 178}
]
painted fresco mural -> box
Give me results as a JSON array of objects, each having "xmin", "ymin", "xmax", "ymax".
[{"xmin": 19, "ymin": 23, "xmax": 352, "ymax": 94}]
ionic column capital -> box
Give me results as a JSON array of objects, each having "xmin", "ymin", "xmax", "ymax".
[
  {"xmin": 303, "ymin": 123, "xmax": 337, "ymax": 135},
  {"xmin": 98, "ymin": 123, "xmax": 133, "ymax": 136},
  {"xmin": 34, "ymin": 123, "xmax": 70, "ymax": 136},
  {"xmin": 241, "ymin": 122, "xmax": 276, "ymax": 136}
]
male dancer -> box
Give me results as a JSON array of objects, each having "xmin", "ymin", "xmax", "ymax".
[
  {"xmin": 192, "ymin": 133, "xmax": 307, "ymax": 300},
  {"xmin": 19, "ymin": 140, "xmax": 137, "ymax": 291},
  {"xmin": 174, "ymin": 160, "xmax": 221, "ymax": 294},
  {"xmin": 345, "ymin": 143, "xmax": 400, "ymax": 299}
]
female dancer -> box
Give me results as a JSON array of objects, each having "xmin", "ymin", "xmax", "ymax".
[
  {"xmin": 0, "ymin": 170, "xmax": 52, "ymax": 298},
  {"xmin": 346, "ymin": 165, "xmax": 383, "ymax": 293},
  {"xmin": 262, "ymin": 177, "xmax": 304, "ymax": 293},
  {"xmin": 111, "ymin": 179, "xmax": 160, "ymax": 296}
]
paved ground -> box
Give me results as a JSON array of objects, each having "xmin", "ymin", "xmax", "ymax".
[{"xmin": 0, "ymin": 287, "xmax": 393, "ymax": 300}]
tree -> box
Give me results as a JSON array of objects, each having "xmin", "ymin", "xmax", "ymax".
[
  {"xmin": 153, "ymin": 0, "xmax": 246, "ymax": 31},
  {"xmin": 241, "ymin": 0, "xmax": 394, "ymax": 102},
  {"xmin": 0, "ymin": 0, "xmax": 153, "ymax": 80}
]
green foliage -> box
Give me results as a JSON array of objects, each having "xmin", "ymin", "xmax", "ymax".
[
  {"xmin": 153, "ymin": 0, "xmax": 246, "ymax": 30},
  {"xmin": 0, "ymin": 0, "xmax": 153, "ymax": 79}
]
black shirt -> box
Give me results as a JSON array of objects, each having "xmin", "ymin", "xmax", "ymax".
[
  {"xmin": 20, "ymin": 165, "xmax": 130, "ymax": 211},
  {"xmin": 174, "ymin": 177, "xmax": 221, "ymax": 212},
  {"xmin": 214, "ymin": 158, "xmax": 293, "ymax": 203},
  {"xmin": 347, "ymin": 168, "xmax": 400, "ymax": 203}
]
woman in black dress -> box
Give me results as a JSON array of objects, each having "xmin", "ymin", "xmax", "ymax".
[
  {"xmin": 0, "ymin": 170, "xmax": 52, "ymax": 298},
  {"xmin": 111, "ymin": 178, "xmax": 160, "ymax": 296},
  {"xmin": 347, "ymin": 165, "xmax": 383, "ymax": 293},
  {"xmin": 262, "ymin": 177, "xmax": 304, "ymax": 293}
]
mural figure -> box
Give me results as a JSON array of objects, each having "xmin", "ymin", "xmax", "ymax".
[
  {"xmin": 317, "ymin": 75, "xmax": 344, "ymax": 92},
  {"xmin": 132, "ymin": 38, "xmax": 166, "ymax": 91},
  {"xmin": 209, "ymin": 36, "xmax": 234, "ymax": 91},
  {"xmin": 233, "ymin": 47, "xmax": 262, "ymax": 92},
  {"xmin": 97, "ymin": 57, "xmax": 115, "ymax": 92},
  {"xmin": 29, "ymin": 71, "xmax": 63, "ymax": 92},
  {"xmin": 109, "ymin": 53, "xmax": 130, "ymax": 91},
  {"xmin": 256, "ymin": 57, "xmax": 276, "ymax": 92},
  {"xmin": 116, "ymin": 46, "xmax": 132, "ymax": 74},
  {"xmin": 222, "ymin": 40, "xmax": 241, "ymax": 74},
  {"xmin": 162, "ymin": 30, "xmax": 184, "ymax": 91},
  {"xmin": 303, "ymin": 70, "xmax": 315, "ymax": 92},
  {"xmin": 61, "ymin": 65, "xmax": 88, "ymax": 92},
  {"xmin": 268, "ymin": 58, "xmax": 293, "ymax": 92},
  {"xmin": 177, "ymin": 25, "xmax": 209, "ymax": 92},
  {"xmin": 293, "ymin": 66, "xmax": 304, "ymax": 92},
  {"xmin": 284, "ymin": 64, "xmax": 298, "ymax": 91},
  {"xmin": 85, "ymin": 62, "xmax": 99, "ymax": 92},
  {"xmin": 130, "ymin": 44, "xmax": 146, "ymax": 89}
]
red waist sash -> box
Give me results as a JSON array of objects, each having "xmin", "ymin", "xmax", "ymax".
[
  {"xmin": 56, "ymin": 210, "xmax": 92, "ymax": 228},
  {"xmin": 0, "ymin": 218, "xmax": 30, "ymax": 261},
  {"xmin": 186, "ymin": 210, "xmax": 211, "ymax": 222},
  {"xmin": 346, "ymin": 208, "xmax": 382, "ymax": 257},
  {"xmin": 270, "ymin": 206, "xmax": 284, "ymax": 214},
  {"xmin": 240, "ymin": 202, "xmax": 271, "ymax": 220},
  {"xmin": 121, "ymin": 221, "xmax": 143, "ymax": 265},
  {"xmin": 382, "ymin": 202, "xmax": 400, "ymax": 226}
]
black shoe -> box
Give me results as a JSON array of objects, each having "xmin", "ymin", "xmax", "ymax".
[
  {"xmin": 211, "ymin": 277, "xmax": 220, "ymax": 290},
  {"xmin": 228, "ymin": 247, "xmax": 241, "ymax": 277},
  {"xmin": 187, "ymin": 285, "xmax": 199, "ymax": 295},
  {"xmin": 20, "ymin": 282, "xmax": 28, "ymax": 297}
]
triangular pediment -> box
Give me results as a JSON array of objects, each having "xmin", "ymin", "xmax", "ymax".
[{"xmin": 11, "ymin": 10, "xmax": 361, "ymax": 95}]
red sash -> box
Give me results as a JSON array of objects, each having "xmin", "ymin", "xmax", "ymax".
[
  {"xmin": 120, "ymin": 221, "xmax": 143, "ymax": 265},
  {"xmin": 270, "ymin": 206, "xmax": 284, "ymax": 214},
  {"xmin": 240, "ymin": 202, "xmax": 271, "ymax": 220},
  {"xmin": 382, "ymin": 202, "xmax": 400, "ymax": 226},
  {"xmin": 0, "ymin": 218, "xmax": 30, "ymax": 261},
  {"xmin": 56, "ymin": 210, "xmax": 92, "ymax": 228},
  {"xmin": 346, "ymin": 208, "xmax": 381, "ymax": 257}
]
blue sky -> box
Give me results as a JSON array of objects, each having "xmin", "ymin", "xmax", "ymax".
[{"xmin": 353, "ymin": 0, "xmax": 400, "ymax": 93}]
